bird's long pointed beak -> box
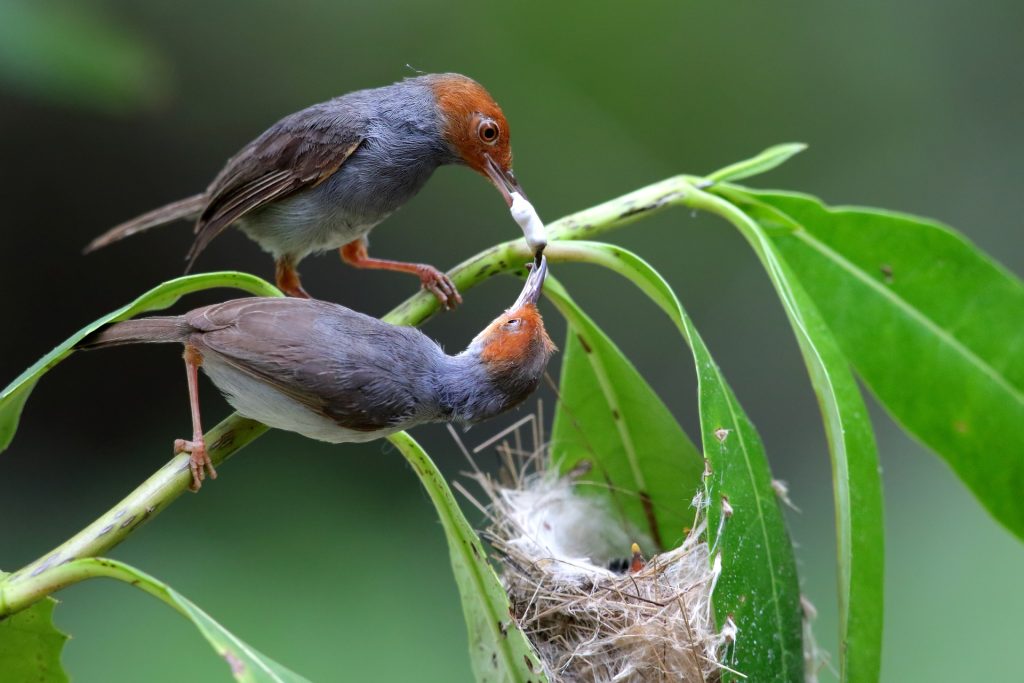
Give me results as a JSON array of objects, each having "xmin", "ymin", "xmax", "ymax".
[
  {"xmin": 512, "ymin": 254, "xmax": 548, "ymax": 309},
  {"xmin": 484, "ymin": 154, "xmax": 526, "ymax": 207}
]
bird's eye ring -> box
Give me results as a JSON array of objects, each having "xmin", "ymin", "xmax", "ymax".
[{"xmin": 477, "ymin": 118, "xmax": 500, "ymax": 145}]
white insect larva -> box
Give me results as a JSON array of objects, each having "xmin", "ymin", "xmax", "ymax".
[{"xmin": 509, "ymin": 191, "xmax": 548, "ymax": 254}]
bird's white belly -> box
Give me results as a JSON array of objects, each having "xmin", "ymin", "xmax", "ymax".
[
  {"xmin": 238, "ymin": 205, "xmax": 381, "ymax": 261},
  {"xmin": 202, "ymin": 356, "xmax": 392, "ymax": 444}
]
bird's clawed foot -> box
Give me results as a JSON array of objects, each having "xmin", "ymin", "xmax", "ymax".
[
  {"xmin": 175, "ymin": 437, "xmax": 217, "ymax": 491},
  {"xmin": 281, "ymin": 282, "xmax": 311, "ymax": 299},
  {"xmin": 417, "ymin": 264, "xmax": 462, "ymax": 310}
]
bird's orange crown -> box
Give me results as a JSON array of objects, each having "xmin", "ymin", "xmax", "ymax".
[
  {"xmin": 479, "ymin": 303, "xmax": 556, "ymax": 369},
  {"xmin": 430, "ymin": 74, "xmax": 514, "ymax": 180}
]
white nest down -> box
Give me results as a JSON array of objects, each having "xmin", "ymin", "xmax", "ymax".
[{"xmin": 450, "ymin": 416, "xmax": 733, "ymax": 682}]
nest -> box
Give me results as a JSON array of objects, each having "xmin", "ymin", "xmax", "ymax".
[{"xmin": 451, "ymin": 413, "xmax": 731, "ymax": 682}]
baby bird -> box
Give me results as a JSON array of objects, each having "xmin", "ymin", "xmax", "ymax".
[
  {"xmin": 81, "ymin": 257, "xmax": 554, "ymax": 490},
  {"xmin": 85, "ymin": 73, "xmax": 541, "ymax": 308}
]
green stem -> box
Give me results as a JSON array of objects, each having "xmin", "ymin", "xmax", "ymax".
[
  {"xmin": 383, "ymin": 173, "xmax": 692, "ymax": 327},
  {"xmin": 0, "ymin": 172, "xmax": 705, "ymax": 619},
  {"xmin": 0, "ymin": 557, "xmax": 187, "ymax": 620}
]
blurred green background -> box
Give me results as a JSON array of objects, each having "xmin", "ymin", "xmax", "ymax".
[{"xmin": 1, "ymin": 1, "xmax": 1021, "ymax": 680}]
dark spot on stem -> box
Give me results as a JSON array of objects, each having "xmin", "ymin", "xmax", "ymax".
[
  {"xmin": 879, "ymin": 263, "xmax": 894, "ymax": 283},
  {"xmin": 577, "ymin": 335, "xmax": 592, "ymax": 353},
  {"xmin": 30, "ymin": 555, "xmax": 59, "ymax": 577},
  {"xmin": 525, "ymin": 656, "xmax": 535, "ymax": 672},
  {"xmin": 97, "ymin": 524, "xmax": 115, "ymax": 537},
  {"xmin": 209, "ymin": 431, "xmax": 235, "ymax": 451},
  {"xmin": 619, "ymin": 200, "xmax": 663, "ymax": 219},
  {"xmin": 120, "ymin": 515, "xmax": 137, "ymax": 529},
  {"xmin": 639, "ymin": 491, "xmax": 663, "ymax": 550},
  {"xmin": 611, "ymin": 409, "xmax": 620, "ymax": 420}
]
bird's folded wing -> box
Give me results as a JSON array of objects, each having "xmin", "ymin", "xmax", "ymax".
[
  {"xmin": 186, "ymin": 103, "xmax": 365, "ymax": 268},
  {"xmin": 187, "ymin": 298, "xmax": 419, "ymax": 432}
]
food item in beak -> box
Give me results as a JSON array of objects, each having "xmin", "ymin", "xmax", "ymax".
[{"xmin": 509, "ymin": 192, "xmax": 548, "ymax": 255}]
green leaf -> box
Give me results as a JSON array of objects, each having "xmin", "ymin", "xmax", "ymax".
[
  {"xmin": 0, "ymin": 572, "xmax": 68, "ymax": 683},
  {"xmin": 548, "ymin": 288, "xmax": 704, "ymax": 550},
  {"xmin": 542, "ymin": 246, "xmax": 803, "ymax": 682},
  {"xmin": 0, "ymin": 2, "xmax": 169, "ymax": 114},
  {"xmin": 727, "ymin": 187, "xmax": 1024, "ymax": 538},
  {"xmin": 0, "ymin": 272, "xmax": 283, "ymax": 453},
  {"xmin": 686, "ymin": 189, "xmax": 885, "ymax": 683},
  {"xmin": 387, "ymin": 432, "xmax": 546, "ymax": 683},
  {"xmin": 706, "ymin": 143, "xmax": 807, "ymax": 184}
]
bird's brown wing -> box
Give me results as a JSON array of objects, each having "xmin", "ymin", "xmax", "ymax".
[
  {"xmin": 186, "ymin": 298, "xmax": 423, "ymax": 432},
  {"xmin": 186, "ymin": 105, "xmax": 364, "ymax": 269}
]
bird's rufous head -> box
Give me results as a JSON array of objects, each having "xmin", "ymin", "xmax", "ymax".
[
  {"xmin": 430, "ymin": 73, "xmax": 525, "ymax": 207},
  {"xmin": 475, "ymin": 256, "xmax": 555, "ymax": 379}
]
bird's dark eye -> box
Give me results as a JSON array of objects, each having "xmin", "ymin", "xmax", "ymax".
[
  {"xmin": 503, "ymin": 318, "xmax": 522, "ymax": 330},
  {"xmin": 478, "ymin": 119, "xmax": 500, "ymax": 145}
]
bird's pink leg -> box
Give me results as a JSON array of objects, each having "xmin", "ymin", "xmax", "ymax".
[
  {"xmin": 275, "ymin": 257, "xmax": 311, "ymax": 299},
  {"xmin": 340, "ymin": 238, "xmax": 462, "ymax": 309},
  {"xmin": 175, "ymin": 344, "xmax": 217, "ymax": 491}
]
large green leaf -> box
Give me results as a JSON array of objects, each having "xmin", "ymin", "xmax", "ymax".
[
  {"xmin": 0, "ymin": 272, "xmax": 283, "ymax": 453},
  {"xmin": 677, "ymin": 186, "xmax": 887, "ymax": 683},
  {"xmin": 387, "ymin": 432, "xmax": 545, "ymax": 683},
  {"xmin": 0, "ymin": 572, "xmax": 68, "ymax": 683},
  {"xmin": 1, "ymin": 558, "xmax": 309, "ymax": 682},
  {"xmin": 726, "ymin": 187, "xmax": 1024, "ymax": 538},
  {"xmin": 542, "ymin": 246, "xmax": 803, "ymax": 682},
  {"xmin": 549, "ymin": 292, "xmax": 704, "ymax": 550}
]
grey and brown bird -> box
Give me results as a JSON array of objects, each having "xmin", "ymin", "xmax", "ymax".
[
  {"xmin": 85, "ymin": 73, "xmax": 546, "ymax": 307},
  {"xmin": 81, "ymin": 257, "xmax": 554, "ymax": 490}
]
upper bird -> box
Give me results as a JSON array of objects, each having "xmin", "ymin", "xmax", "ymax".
[
  {"xmin": 85, "ymin": 73, "xmax": 543, "ymax": 308},
  {"xmin": 81, "ymin": 256, "xmax": 555, "ymax": 490}
]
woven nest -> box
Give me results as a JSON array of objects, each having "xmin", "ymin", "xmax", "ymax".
[{"xmin": 451, "ymin": 415, "xmax": 733, "ymax": 682}]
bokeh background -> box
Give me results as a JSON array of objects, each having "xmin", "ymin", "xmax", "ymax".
[{"xmin": 1, "ymin": 1, "xmax": 1022, "ymax": 680}]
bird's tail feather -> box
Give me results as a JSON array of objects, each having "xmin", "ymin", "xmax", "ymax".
[
  {"xmin": 79, "ymin": 317, "xmax": 191, "ymax": 350},
  {"xmin": 84, "ymin": 193, "xmax": 206, "ymax": 254}
]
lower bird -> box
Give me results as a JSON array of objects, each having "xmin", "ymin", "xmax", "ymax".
[
  {"xmin": 84, "ymin": 72, "xmax": 548, "ymax": 307},
  {"xmin": 81, "ymin": 257, "xmax": 554, "ymax": 490}
]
